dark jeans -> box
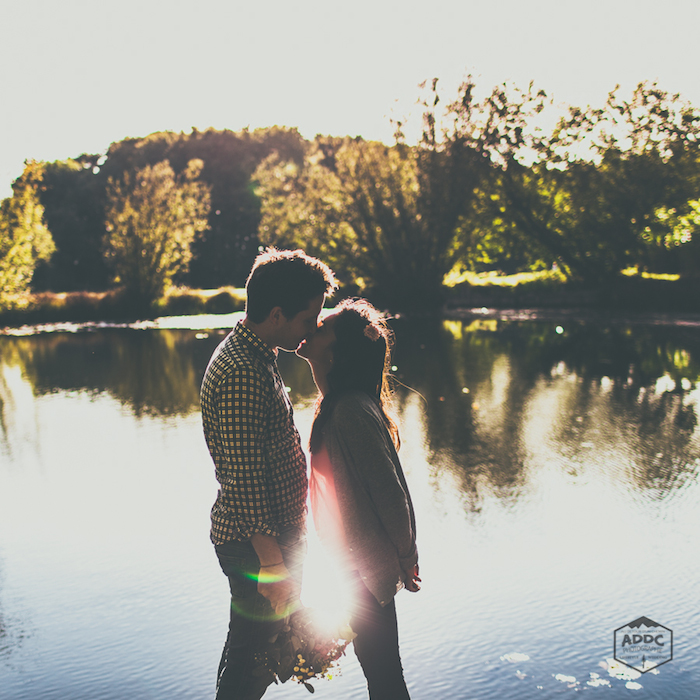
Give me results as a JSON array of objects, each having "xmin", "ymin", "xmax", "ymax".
[
  {"xmin": 214, "ymin": 528, "xmax": 306, "ymax": 700},
  {"xmin": 350, "ymin": 572, "xmax": 411, "ymax": 700}
]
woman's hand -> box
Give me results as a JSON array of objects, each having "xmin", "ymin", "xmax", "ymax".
[{"xmin": 405, "ymin": 564, "xmax": 421, "ymax": 592}]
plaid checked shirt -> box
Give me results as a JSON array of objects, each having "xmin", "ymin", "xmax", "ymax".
[{"xmin": 200, "ymin": 322, "xmax": 308, "ymax": 544}]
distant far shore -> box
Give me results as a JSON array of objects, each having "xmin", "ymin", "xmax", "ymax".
[
  {"xmin": 0, "ymin": 287, "xmax": 246, "ymax": 329},
  {"xmin": 2, "ymin": 274, "xmax": 700, "ymax": 330}
]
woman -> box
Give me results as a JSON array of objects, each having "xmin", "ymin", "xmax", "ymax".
[{"xmin": 297, "ymin": 298, "xmax": 420, "ymax": 700}]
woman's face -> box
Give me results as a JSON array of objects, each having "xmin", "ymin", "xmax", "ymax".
[{"xmin": 296, "ymin": 311, "xmax": 339, "ymax": 371}]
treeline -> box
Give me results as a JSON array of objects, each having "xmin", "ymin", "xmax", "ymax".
[
  {"xmin": 1, "ymin": 77, "xmax": 700, "ymax": 312},
  {"xmin": 35, "ymin": 126, "xmax": 304, "ymax": 294},
  {"xmin": 0, "ymin": 126, "xmax": 305, "ymax": 310}
]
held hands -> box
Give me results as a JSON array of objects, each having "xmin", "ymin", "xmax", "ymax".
[
  {"xmin": 257, "ymin": 562, "xmax": 301, "ymax": 616},
  {"xmin": 405, "ymin": 564, "xmax": 421, "ymax": 592}
]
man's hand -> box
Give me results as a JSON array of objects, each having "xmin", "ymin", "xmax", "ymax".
[
  {"xmin": 250, "ymin": 533, "xmax": 301, "ymax": 615},
  {"xmin": 257, "ymin": 562, "xmax": 300, "ymax": 616}
]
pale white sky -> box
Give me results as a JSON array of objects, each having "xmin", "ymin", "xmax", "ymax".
[{"xmin": 2, "ymin": 0, "xmax": 699, "ymax": 198}]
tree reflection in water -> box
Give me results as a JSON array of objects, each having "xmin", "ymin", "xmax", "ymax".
[
  {"xmin": 0, "ymin": 329, "xmax": 227, "ymax": 421},
  {"xmin": 0, "ymin": 601, "xmax": 25, "ymax": 662},
  {"xmin": 390, "ymin": 318, "xmax": 700, "ymax": 512},
  {"xmin": 1, "ymin": 319, "xmax": 699, "ymax": 507}
]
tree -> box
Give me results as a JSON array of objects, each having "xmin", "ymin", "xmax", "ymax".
[
  {"xmin": 256, "ymin": 87, "xmax": 492, "ymax": 311},
  {"xmin": 523, "ymin": 82, "xmax": 700, "ymax": 280},
  {"xmin": 256, "ymin": 77, "xmax": 559, "ymax": 310},
  {"xmin": 33, "ymin": 127, "xmax": 307, "ymax": 292},
  {"xmin": 181, "ymin": 126, "xmax": 307, "ymax": 287},
  {"xmin": 99, "ymin": 126, "xmax": 307, "ymax": 288},
  {"xmin": 103, "ymin": 159, "xmax": 210, "ymax": 303},
  {"xmin": 256, "ymin": 137, "xmax": 449, "ymax": 310},
  {"xmin": 0, "ymin": 160, "xmax": 55, "ymax": 307},
  {"xmin": 34, "ymin": 155, "xmax": 112, "ymax": 291},
  {"xmin": 428, "ymin": 78, "xmax": 554, "ymax": 276},
  {"xmin": 646, "ymin": 199, "xmax": 700, "ymax": 277},
  {"xmin": 438, "ymin": 79, "xmax": 700, "ymax": 283}
]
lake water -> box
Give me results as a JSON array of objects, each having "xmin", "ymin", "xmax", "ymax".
[{"xmin": 1, "ymin": 310, "xmax": 699, "ymax": 699}]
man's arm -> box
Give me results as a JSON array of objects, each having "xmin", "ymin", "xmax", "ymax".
[
  {"xmin": 218, "ymin": 367, "xmax": 300, "ymax": 613},
  {"xmin": 217, "ymin": 366, "xmax": 276, "ymax": 536}
]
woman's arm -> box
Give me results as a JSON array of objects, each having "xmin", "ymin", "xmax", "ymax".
[{"xmin": 328, "ymin": 395, "xmax": 418, "ymax": 574}]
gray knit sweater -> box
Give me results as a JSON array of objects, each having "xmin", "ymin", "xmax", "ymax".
[{"xmin": 321, "ymin": 391, "xmax": 418, "ymax": 606}]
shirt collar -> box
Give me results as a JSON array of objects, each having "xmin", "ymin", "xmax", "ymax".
[{"xmin": 234, "ymin": 321, "xmax": 277, "ymax": 365}]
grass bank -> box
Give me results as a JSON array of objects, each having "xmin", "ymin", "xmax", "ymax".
[
  {"xmin": 0, "ymin": 286, "xmax": 246, "ymax": 328},
  {"xmin": 446, "ymin": 270, "xmax": 700, "ymax": 314}
]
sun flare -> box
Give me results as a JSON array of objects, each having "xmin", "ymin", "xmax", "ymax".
[{"xmin": 300, "ymin": 526, "xmax": 355, "ymax": 635}]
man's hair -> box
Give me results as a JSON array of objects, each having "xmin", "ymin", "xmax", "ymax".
[{"xmin": 245, "ymin": 248, "xmax": 338, "ymax": 323}]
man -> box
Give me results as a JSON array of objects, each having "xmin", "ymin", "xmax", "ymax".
[{"xmin": 200, "ymin": 248, "xmax": 337, "ymax": 700}]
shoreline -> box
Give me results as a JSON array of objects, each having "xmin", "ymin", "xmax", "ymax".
[
  {"xmin": 3, "ymin": 276, "xmax": 700, "ymax": 331},
  {"xmin": 4, "ymin": 304, "xmax": 700, "ymax": 337},
  {"xmin": 443, "ymin": 306, "xmax": 700, "ymax": 328}
]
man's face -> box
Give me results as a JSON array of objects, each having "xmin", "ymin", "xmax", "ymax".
[
  {"xmin": 275, "ymin": 294, "xmax": 325, "ymax": 352},
  {"xmin": 296, "ymin": 310, "xmax": 338, "ymax": 368}
]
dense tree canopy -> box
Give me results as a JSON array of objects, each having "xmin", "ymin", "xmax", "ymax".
[
  {"xmin": 2, "ymin": 80, "xmax": 698, "ymax": 314},
  {"xmin": 255, "ymin": 129, "xmax": 487, "ymax": 310},
  {"xmin": 97, "ymin": 126, "xmax": 306, "ymax": 287},
  {"xmin": 443, "ymin": 80, "xmax": 700, "ymax": 283},
  {"xmin": 33, "ymin": 127, "xmax": 306, "ymax": 292},
  {"xmin": 256, "ymin": 79, "xmax": 547, "ymax": 307}
]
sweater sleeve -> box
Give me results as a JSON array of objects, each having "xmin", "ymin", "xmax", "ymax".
[{"xmin": 327, "ymin": 395, "xmax": 417, "ymax": 572}]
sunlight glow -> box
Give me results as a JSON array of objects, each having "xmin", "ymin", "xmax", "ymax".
[{"xmin": 300, "ymin": 525, "xmax": 355, "ymax": 633}]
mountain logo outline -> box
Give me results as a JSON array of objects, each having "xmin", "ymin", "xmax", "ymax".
[{"xmin": 614, "ymin": 616, "xmax": 673, "ymax": 674}]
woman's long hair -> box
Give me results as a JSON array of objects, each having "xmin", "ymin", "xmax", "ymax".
[{"xmin": 309, "ymin": 298, "xmax": 399, "ymax": 453}]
